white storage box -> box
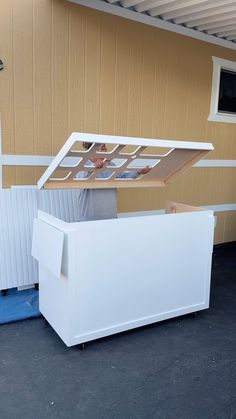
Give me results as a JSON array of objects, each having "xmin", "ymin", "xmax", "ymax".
[{"xmin": 32, "ymin": 133, "xmax": 214, "ymax": 347}]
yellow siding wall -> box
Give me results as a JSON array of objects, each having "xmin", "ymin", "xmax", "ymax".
[{"xmin": 0, "ymin": 0, "xmax": 236, "ymax": 243}]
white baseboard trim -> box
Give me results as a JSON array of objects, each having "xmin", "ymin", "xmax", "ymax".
[
  {"xmin": 1, "ymin": 155, "xmax": 54, "ymax": 166},
  {"xmin": 194, "ymin": 160, "xmax": 236, "ymax": 167},
  {"xmin": 1, "ymin": 154, "xmax": 236, "ymax": 168}
]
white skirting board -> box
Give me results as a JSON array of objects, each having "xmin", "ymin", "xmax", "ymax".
[{"xmin": 0, "ymin": 188, "xmax": 80, "ymax": 290}]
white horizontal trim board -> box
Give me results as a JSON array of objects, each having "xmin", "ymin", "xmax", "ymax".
[
  {"xmin": 1, "ymin": 155, "xmax": 54, "ymax": 166},
  {"xmin": 1, "ymin": 155, "xmax": 236, "ymax": 168},
  {"xmin": 194, "ymin": 160, "xmax": 236, "ymax": 167},
  {"xmin": 67, "ymin": 0, "xmax": 236, "ymax": 51}
]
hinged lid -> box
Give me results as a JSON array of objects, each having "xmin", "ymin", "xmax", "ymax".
[{"xmin": 37, "ymin": 133, "xmax": 214, "ymax": 189}]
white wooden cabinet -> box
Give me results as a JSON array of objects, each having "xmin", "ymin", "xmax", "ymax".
[
  {"xmin": 32, "ymin": 204, "xmax": 214, "ymax": 347},
  {"xmin": 32, "ymin": 134, "xmax": 215, "ymax": 346}
]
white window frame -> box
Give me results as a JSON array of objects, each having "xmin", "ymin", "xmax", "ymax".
[{"xmin": 208, "ymin": 56, "xmax": 236, "ymax": 124}]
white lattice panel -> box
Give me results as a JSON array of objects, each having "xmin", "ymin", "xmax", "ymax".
[{"xmin": 37, "ymin": 133, "xmax": 214, "ymax": 189}]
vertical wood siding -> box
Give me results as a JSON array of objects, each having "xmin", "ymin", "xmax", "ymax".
[{"xmin": 0, "ymin": 0, "xmax": 236, "ymax": 243}]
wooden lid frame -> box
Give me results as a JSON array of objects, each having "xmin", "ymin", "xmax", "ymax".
[{"xmin": 37, "ymin": 133, "xmax": 214, "ymax": 190}]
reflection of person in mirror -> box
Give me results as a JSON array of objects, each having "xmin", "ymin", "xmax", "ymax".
[{"xmin": 75, "ymin": 142, "xmax": 151, "ymax": 221}]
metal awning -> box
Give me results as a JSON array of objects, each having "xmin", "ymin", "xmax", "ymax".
[{"xmin": 68, "ymin": 0, "xmax": 236, "ymax": 51}]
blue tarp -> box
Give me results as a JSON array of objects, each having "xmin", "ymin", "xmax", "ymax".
[{"xmin": 0, "ymin": 288, "xmax": 41, "ymax": 324}]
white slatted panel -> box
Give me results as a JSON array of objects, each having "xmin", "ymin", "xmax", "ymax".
[
  {"xmin": 0, "ymin": 189, "xmax": 38, "ymax": 290},
  {"xmin": 38, "ymin": 189, "xmax": 80, "ymax": 222},
  {"xmin": 0, "ymin": 188, "xmax": 80, "ymax": 290}
]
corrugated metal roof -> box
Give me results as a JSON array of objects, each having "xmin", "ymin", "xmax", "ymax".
[{"xmin": 68, "ymin": 0, "xmax": 236, "ymax": 50}]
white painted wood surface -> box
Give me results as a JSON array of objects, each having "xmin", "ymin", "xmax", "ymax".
[
  {"xmin": 0, "ymin": 188, "xmax": 81, "ymax": 290},
  {"xmin": 0, "ymin": 188, "xmax": 38, "ymax": 290},
  {"xmin": 32, "ymin": 219, "xmax": 64, "ymax": 278},
  {"xmin": 37, "ymin": 133, "xmax": 213, "ymax": 190},
  {"xmin": 35, "ymin": 206, "xmax": 215, "ymax": 346}
]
